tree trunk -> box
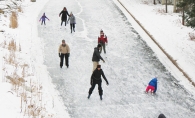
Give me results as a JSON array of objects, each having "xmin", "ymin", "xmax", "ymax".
[
  {"xmin": 173, "ymin": 0, "xmax": 177, "ymax": 13},
  {"xmin": 182, "ymin": 7, "xmax": 185, "ymax": 25},
  {"xmin": 165, "ymin": 0, "xmax": 168, "ymax": 13}
]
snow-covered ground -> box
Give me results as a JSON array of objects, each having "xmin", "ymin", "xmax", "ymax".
[{"xmin": 0, "ymin": 0, "xmax": 195, "ymax": 118}]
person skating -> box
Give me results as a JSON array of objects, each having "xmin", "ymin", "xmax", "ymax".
[
  {"xmin": 59, "ymin": 7, "xmax": 70, "ymax": 27},
  {"xmin": 98, "ymin": 30, "xmax": 108, "ymax": 54},
  {"xmin": 145, "ymin": 77, "xmax": 158, "ymax": 94},
  {"xmin": 39, "ymin": 13, "xmax": 50, "ymax": 25},
  {"xmin": 67, "ymin": 12, "xmax": 76, "ymax": 33},
  {"xmin": 88, "ymin": 65, "xmax": 109, "ymax": 100},
  {"xmin": 92, "ymin": 44, "xmax": 105, "ymax": 72},
  {"xmin": 58, "ymin": 40, "xmax": 70, "ymax": 68}
]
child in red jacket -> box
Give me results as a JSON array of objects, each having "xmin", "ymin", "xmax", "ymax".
[{"xmin": 98, "ymin": 30, "xmax": 108, "ymax": 54}]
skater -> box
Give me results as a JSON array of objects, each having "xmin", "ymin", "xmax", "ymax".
[
  {"xmin": 92, "ymin": 44, "xmax": 105, "ymax": 72},
  {"xmin": 67, "ymin": 12, "xmax": 76, "ymax": 33},
  {"xmin": 58, "ymin": 40, "xmax": 70, "ymax": 68},
  {"xmin": 145, "ymin": 77, "xmax": 158, "ymax": 94},
  {"xmin": 88, "ymin": 65, "xmax": 109, "ymax": 100},
  {"xmin": 59, "ymin": 7, "xmax": 70, "ymax": 27},
  {"xmin": 39, "ymin": 13, "xmax": 50, "ymax": 25},
  {"xmin": 158, "ymin": 114, "xmax": 166, "ymax": 118},
  {"xmin": 98, "ymin": 30, "xmax": 108, "ymax": 54}
]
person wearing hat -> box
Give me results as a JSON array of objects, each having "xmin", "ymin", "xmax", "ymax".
[
  {"xmin": 92, "ymin": 44, "xmax": 105, "ymax": 72},
  {"xmin": 88, "ymin": 64, "xmax": 109, "ymax": 100},
  {"xmin": 145, "ymin": 77, "xmax": 158, "ymax": 94},
  {"xmin": 158, "ymin": 114, "xmax": 166, "ymax": 118},
  {"xmin": 58, "ymin": 40, "xmax": 70, "ymax": 68},
  {"xmin": 67, "ymin": 12, "xmax": 76, "ymax": 33},
  {"xmin": 59, "ymin": 7, "xmax": 70, "ymax": 27},
  {"xmin": 98, "ymin": 30, "xmax": 108, "ymax": 54}
]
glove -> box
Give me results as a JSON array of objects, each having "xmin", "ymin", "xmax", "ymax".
[
  {"xmin": 67, "ymin": 53, "xmax": 70, "ymax": 57},
  {"xmin": 59, "ymin": 53, "xmax": 61, "ymax": 57},
  {"xmin": 106, "ymin": 82, "xmax": 109, "ymax": 85},
  {"xmin": 102, "ymin": 60, "xmax": 105, "ymax": 63}
]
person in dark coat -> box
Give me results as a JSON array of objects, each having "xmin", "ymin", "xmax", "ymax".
[
  {"xmin": 59, "ymin": 7, "xmax": 70, "ymax": 27},
  {"xmin": 39, "ymin": 13, "xmax": 50, "ymax": 25},
  {"xmin": 88, "ymin": 65, "xmax": 109, "ymax": 100},
  {"xmin": 158, "ymin": 114, "xmax": 166, "ymax": 118},
  {"xmin": 145, "ymin": 77, "xmax": 158, "ymax": 94},
  {"xmin": 92, "ymin": 44, "xmax": 105, "ymax": 72}
]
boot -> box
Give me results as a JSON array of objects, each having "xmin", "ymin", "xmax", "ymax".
[
  {"xmin": 87, "ymin": 94, "xmax": 91, "ymax": 99},
  {"xmin": 100, "ymin": 95, "xmax": 102, "ymax": 100}
]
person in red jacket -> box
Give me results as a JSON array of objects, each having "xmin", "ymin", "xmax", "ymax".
[{"xmin": 98, "ymin": 30, "xmax": 108, "ymax": 54}]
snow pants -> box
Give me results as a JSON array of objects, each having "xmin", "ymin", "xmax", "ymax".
[
  {"xmin": 100, "ymin": 43, "xmax": 106, "ymax": 54},
  {"xmin": 41, "ymin": 20, "xmax": 46, "ymax": 25},
  {"xmin": 60, "ymin": 53, "xmax": 69, "ymax": 68},
  {"xmin": 88, "ymin": 80, "xmax": 103, "ymax": 96},
  {"xmin": 145, "ymin": 85, "xmax": 155, "ymax": 92}
]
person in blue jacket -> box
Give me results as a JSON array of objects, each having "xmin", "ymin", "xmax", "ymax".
[
  {"xmin": 39, "ymin": 13, "xmax": 50, "ymax": 25},
  {"xmin": 145, "ymin": 77, "xmax": 158, "ymax": 93}
]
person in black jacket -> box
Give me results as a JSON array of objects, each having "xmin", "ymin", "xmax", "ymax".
[
  {"xmin": 92, "ymin": 44, "xmax": 105, "ymax": 72},
  {"xmin": 59, "ymin": 7, "xmax": 70, "ymax": 27},
  {"xmin": 88, "ymin": 65, "xmax": 109, "ymax": 100}
]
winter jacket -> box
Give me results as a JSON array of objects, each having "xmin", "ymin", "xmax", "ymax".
[
  {"xmin": 148, "ymin": 78, "xmax": 157, "ymax": 93},
  {"xmin": 92, "ymin": 47, "xmax": 104, "ymax": 62},
  {"xmin": 68, "ymin": 15, "xmax": 76, "ymax": 24},
  {"xmin": 158, "ymin": 114, "xmax": 166, "ymax": 118},
  {"xmin": 98, "ymin": 35, "xmax": 107, "ymax": 44},
  {"xmin": 58, "ymin": 44, "xmax": 70, "ymax": 54},
  {"xmin": 91, "ymin": 68, "xmax": 108, "ymax": 85},
  {"xmin": 40, "ymin": 13, "xmax": 49, "ymax": 21},
  {"xmin": 59, "ymin": 11, "xmax": 69, "ymax": 21}
]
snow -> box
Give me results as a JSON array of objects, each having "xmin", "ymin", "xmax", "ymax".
[{"xmin": 0, "ymin": 0, "xmax": 195, "ymax": 118}]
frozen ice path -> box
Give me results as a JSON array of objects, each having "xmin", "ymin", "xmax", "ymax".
[{"xmin": 38, "ymin": 0, "xmax": 195, "ymax": 117}]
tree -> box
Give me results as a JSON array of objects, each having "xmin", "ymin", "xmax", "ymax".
[{"xmin": 177, "ymin": 0, "xmax": 195, "ymax": 28}]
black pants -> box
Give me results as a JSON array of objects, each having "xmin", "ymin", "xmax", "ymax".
[
  {"xmin": 89, "ymin": 80, "xmax": 103, "ymax": 96},
  {"xmin": 61, "ymin": 19, "xmax": 67, "ymax": 26},
  {"xmin": 41, "ymin": 20, "xmax": 45, "ymax": 25},
  {"xmin": 100, "ymin": 43, "xmax": 106, "ymax": 54},
  {"xmin": 60, "ymin": 53, "xmax": 69, "ymax": 67},
  {"xmin": 70, "ymin": 24, "xmax": 75, "ymax": 33}
]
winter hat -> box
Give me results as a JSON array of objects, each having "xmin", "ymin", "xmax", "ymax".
[
  {"xmin": 97, "ymin": 65, "xmax": 101, "ymax": 68},
  {"xmin": 158, "ymin": 114, "xmax": 166, "ymax": 118},
  {"xmin": 97, "ymin": 44, "xmax": 102, "ymax": 48},
  {"xmin": 62, "ymin": 40, "xmax": 65, "ymax": 43}
]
